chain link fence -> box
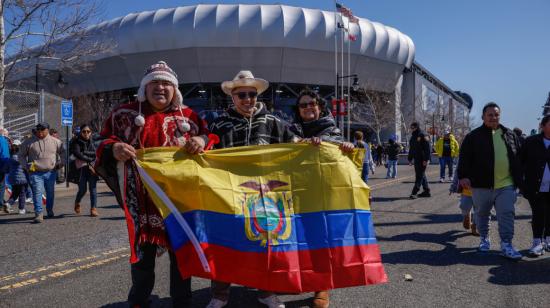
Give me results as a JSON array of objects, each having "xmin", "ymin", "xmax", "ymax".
[{"xmin": 3, "ymin": 89, "xmax": 68, "ymax": 141}]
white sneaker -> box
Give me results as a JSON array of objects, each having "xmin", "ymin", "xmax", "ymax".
[
  {"xmin": 206, "ymin": 298, "xmax": 228, "ymax": 308},
  {"xmin": 500, "ymin": 242, "xmax": 522, "ymax": 260},
  {"xmin": 478, "ymin": 237, "xmax": 490, "ymax": 252},
  {"xmin": 25, "ymin": 198, "xmax": 32, "ymax": 204},
  {"xmin": 18, "ymin": 209, "xmax": 26, "ymax": 215},
  {"xmin": 528, "ymin": 239, "xmax": 544, "ymax": 257},
  {"xmin": 439, "ymin": 178, "xmax": 445, "ymax": 183},
  {"xmin": 258, "ymin": 295, "xmax": 285, "ymax": 308}
]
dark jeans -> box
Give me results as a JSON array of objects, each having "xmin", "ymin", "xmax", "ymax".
[
  {"xmin": 412, "ymin": 162, "xmax": 429, "ymax": 195},
  {"xmin": 439, "ymin": 156, "xmax": 453, "ymax": 179},
  {"xmin": 528, "ymin": 192, "xmax": 550, "ymax": 239},
  {"xmin": 75, "ymin": 167, "xmax": 98, "ymax": 208},
  {"xmin": 128, "ymin": 244, "xmax": 191, "ymax": 307},
  {"xmin": 8, "ymin": 184, "xmax": 26, "ymax": 210},
  {"xmin": 0, "ymin": 173, "xmax": 5, "ymax": 203}
]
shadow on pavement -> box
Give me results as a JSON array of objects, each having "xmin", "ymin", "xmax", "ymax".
[
  {"xmin": 372, "ymin": 196, "xmax": 412, "ymax": 202},
  {"xmin": 99, "ymin": 286, "xmax": 312, "ymax": 308},
  {"xmin": 488, "ymin": 257, "xmax": 550, "ymax": 285},
  {"xmin": 380, "ymin": 230, "xmax": 505, "ymax": 267}
]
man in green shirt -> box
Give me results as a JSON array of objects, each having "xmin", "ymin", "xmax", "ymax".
[{"xmin": 457, "ymin": 102, "xmax": 523, "ymax": 260}]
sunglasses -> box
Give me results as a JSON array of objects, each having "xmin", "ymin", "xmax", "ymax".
[
  {"xmin": 298, "ymin": 101, "xmax": 318, "ymax": 109},
  {"xmin": 233, "ymin": 92, "xmax": 258, "ymax": 100},
  {"xmin": 82, "ymin": 130, "xmax": 92, "ymax": 134}
]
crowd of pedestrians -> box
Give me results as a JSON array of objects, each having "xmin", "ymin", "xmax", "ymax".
[{"xmin": 1, "ymin": 60, "xmax": 547, "ymax": 307}]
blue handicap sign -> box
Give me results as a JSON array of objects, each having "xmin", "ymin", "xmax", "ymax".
[{"xmin": 61, "ymin": 100, "xmax": 73, "ymax": 127}]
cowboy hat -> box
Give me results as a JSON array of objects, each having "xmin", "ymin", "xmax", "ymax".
[{"xmin": 221, "ymin": 70, "xmax": 269, "ymax": 96}]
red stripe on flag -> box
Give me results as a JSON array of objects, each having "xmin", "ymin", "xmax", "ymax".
[{"xmin": 174, "ymin": 243, "xmax": 387, "ymax": 292}]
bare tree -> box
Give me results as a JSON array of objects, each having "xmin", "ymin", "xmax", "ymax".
[
  {"xmin": 350, "ymin": 89, "xmax": 395, "ymax": 144},
  {"xmin": 0, "ymin": 0, "xmax": 108, "ymax": 126}
]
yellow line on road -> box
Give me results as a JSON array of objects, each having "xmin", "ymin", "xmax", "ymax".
[
  {"xmin": 0, "ymin": 247, "xmax": 128, "ymax": 284},
  {"xmin": 0, "ymin": 253, "xmax": 130, "ymax": 291}
]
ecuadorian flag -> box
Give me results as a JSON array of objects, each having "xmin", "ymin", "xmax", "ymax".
[{"xmin": 135, "ymin": 142, "xmax": 386, "ymax": 292}]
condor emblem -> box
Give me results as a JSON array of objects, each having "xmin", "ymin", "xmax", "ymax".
[{"xmin": 239, "ymin": 180, "xmax": 293, "ymax": 247}]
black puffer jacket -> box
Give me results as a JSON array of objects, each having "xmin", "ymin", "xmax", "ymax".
[
  {"xmin": 457, "ymin": 124, "xmax": 522, "ymax": 189},
  {"xmin": 407, "ymin": 129, "xmax": 431, "ymax": 163},
  {"xmin": 209, "ymin": 102, "xmax": 296, "ymax": 149},
  {"xmin": 291, "ymin": 114, "xmax": 342, "ymax": 142},
  {"xmin": 70, "ymin": 135, "xmax": 96, "ymax": 164},
  {"xmin": 520, "ymin": 134, "xmax": 547, "ymax": 199}
]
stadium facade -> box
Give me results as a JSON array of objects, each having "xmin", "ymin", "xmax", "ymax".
[{"xmin": 8, "ymin": 4, "xmax": 471, "ymax": 143}]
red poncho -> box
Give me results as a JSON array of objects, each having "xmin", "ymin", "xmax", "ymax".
[{"xmin": 96, "ymin": 101, "xmax": 209, "ymax": 262}]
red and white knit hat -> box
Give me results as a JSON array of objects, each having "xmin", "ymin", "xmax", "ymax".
[{"xmin": 137, "ymin": 61, "xmax": 183, "ymax": 106}]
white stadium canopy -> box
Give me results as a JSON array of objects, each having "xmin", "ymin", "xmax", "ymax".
[{"xmin": 10, "ymin": 4, "xmax": 415, "ymax": 95}]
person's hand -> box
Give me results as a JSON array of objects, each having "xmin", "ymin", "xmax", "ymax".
[
  {"xmin": 310, "ymin": 137, "xmax": 321, "ymax": 146},
  {"xmin": 459, "ymin": 178, "xmax": 471, "ymax": 190},
  {"xmin": 113, "ymin": 142, "xmax": 136, "ymax": 162},
  {"xmin": 422, "ymin": 160, "xmax": 428, "ymax": 167},
  {"xmin": 339, "ymin": 142, "xmax": 355, "ymax": 152},
  {"xmin": 184, "ymin": 136, "xmax": 205, "ymax": 154}
]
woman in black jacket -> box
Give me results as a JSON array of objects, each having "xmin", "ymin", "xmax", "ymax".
[
  {"xmin": 290, "ymin": 88, "xmax": 353, "ymax": 308},
  {"xmin": 291, "ymin": 88, "xmax": 354, "ymax": 151},
  {"xmin": 521, "ymin": 115, "xmax": 550, "ymax": 257},
  {"xmin": 70, "ymin": 124, "xmax": 99, "ymax": 217}
]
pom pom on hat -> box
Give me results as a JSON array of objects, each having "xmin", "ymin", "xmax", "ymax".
[{"xmin": 137, "ymin": 61, "xmax": 183, "ymax": 106}]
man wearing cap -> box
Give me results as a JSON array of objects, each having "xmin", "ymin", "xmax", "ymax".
[
  {"xmin": 95, "ymin": 61, "xmax": 209, "ymax": 307},
  {"xmin": 206, "ymin": 70, "xmax": 297, "ymax": 308},
  {"xmin": 435, "ymin": 129, "xmax": 459, "ymax": 182},
  {"xmin": 18, "ymin": 122, "xmax": 65, "ymax": 222}
]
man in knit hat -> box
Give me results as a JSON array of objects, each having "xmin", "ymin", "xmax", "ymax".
[{"xmin": 95, "ymin": 61, "xmax": 209, "ymax": 307}]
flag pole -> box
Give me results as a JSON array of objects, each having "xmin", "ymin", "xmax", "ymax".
[
  {"xmin": 334, "ymin": 0, "xmax": 338, "ymax": 105},
  {"xmin": 340, "ymin": 16, "xmax": 344, "ymax": 133},
  {"xmin": 347, "ymin": 16, "xmax": 351, "ymax": 141}
]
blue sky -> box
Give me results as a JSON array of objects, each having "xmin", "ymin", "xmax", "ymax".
[{"xmin": 104, "ymin": 0, "xmax": 550, "ymax": 133}]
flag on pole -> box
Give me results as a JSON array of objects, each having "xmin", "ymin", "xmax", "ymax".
[
  {"xmin": 136, "ymin": 143, "xmax": 386, "ymax": 293},
  {"xmin": 336, "ymin": 2, "xmax": 353, "ymax": 18}
]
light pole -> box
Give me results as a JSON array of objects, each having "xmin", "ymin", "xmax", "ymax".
[{"xmin": 336, "ymin": 74, "xmax": 359, "ymax": 140}]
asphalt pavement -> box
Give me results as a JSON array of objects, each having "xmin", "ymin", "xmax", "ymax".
[{"xmin": 1, "ymin": 164, "xmax": 549, "ymax": 308}]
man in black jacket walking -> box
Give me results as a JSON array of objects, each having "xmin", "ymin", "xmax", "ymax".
[
  {"xmin": 457, "ymin": 102, "xmax": 523, "ymax": 260},
  {"xmin": 408, "ymin": 122, "xmax": 431, "ymax": 199}
]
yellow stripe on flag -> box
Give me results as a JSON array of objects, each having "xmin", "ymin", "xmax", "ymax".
[{"xmin": 137, "ymin": 142, "xmax": 369, "ymax": 217}]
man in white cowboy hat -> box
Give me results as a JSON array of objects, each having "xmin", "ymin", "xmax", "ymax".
[
  {"xmin": 206, "ymin": 70, "xmax": 297, "ymax": 308},
  {"xmin": 95, "ymin": 60, "xmax": 209, "ymax": 307}
]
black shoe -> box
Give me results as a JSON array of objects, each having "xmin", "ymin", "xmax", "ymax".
[
  {"xmin": 418, "ymin": 191, "xmax": 431, "ymax": 198},
  {"xmin": 409, "ymin": 194, "xmax": 418, "ymax": 199},
  {"xmin": 46, "ymin": 210, "xmax": 54, "ymax": 218}
]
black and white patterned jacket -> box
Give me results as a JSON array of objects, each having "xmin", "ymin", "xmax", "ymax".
[{"xmin": 209, "ymin": 102, "xmax": 297, "ymax": 149}]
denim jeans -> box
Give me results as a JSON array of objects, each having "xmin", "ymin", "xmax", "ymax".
[
  {"xmin": 439, "ymin": 156, "xmax": 453, "ymax": 179},
  {"xmin": 386, "ymin": 160, "xmax": 397, "ymax": 178},
  {"xmin": 0, "ymin": 173, "xmax": 5, "ymax": 203},
  {"xmin": 75, "ymin": 167, "xmax": 98, "ymax": 208},
  {"xmin": 361, "ymin": 163, "xmax": 370, "ymax": 184},
  {"xmin": 29, "ymin": 170, "xmax": 57, "ymax": 214},
  {"xmin": 472, "ymin": 186, "xmax": 517, "ymax": 243}
]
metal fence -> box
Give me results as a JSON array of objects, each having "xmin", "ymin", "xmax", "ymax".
[{"xmin": 2, "ymin": 89, "xmax": 68, "ymax": 141}]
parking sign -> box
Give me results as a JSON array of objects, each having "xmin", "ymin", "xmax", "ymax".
[{"xmin": 61, "ymin": 100, "xmax": 73, "ymax": 127}]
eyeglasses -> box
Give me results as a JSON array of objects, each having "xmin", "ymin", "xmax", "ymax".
[
  {"xmin": 298, "ymin": 101, "xmax": 318, "ymax": 109},
  {"xmin": 82, "ymin": 130, "xmax": 92, "ymax": 134},
  {"xmin": 233, "ymin": 92, "xmax": 258, "ymax": 100}
]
